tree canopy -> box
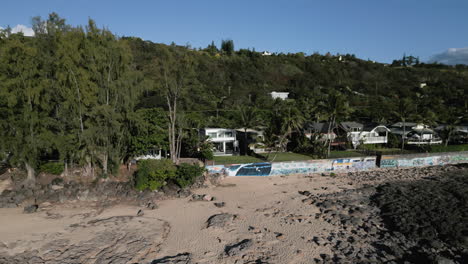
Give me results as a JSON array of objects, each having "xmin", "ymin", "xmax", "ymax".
[{"xmin": 0, "ymin": 13, "xmax": 467, "ymax": 179}]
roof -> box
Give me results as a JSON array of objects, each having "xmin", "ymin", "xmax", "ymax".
[
  {"xmin": 235, "ymin": 128, "xmax": 264, "ymax": 134},
  {"xmin": 435, "ymin": 124, "xmax": 468, "ymax": 133},
  {"xmin": 362, "ymin": 123, "xmax": 390, "ymax": 132},
  {"xmin": 305, "ymin": 122, "xmax": 338, "ymax": 133},
  {"xmin": 202, "ymin": 128, "xmax": 236, "ymax": 131},
  {"xmin": 390, "ymin": 122, "xmax": 419, "ymax": 128},
  {"xmin": 340, "ymin": 122, "xmax": 364, "ymax": 131}
]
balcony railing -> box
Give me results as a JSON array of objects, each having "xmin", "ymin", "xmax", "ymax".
[
  {"xmin": 363, "ymin": 136, "xmax": 387, "ymax": 144},
  {"xmin": 406, "ymin": 138, "xmax": 443, "ymax": 145},
  {"xmin": 209, "ymin": 136, "xmax": 236, "ymax": 142}
]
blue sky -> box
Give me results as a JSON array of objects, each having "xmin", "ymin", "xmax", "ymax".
[{"xmin": 1, "ymin": 0, "xmax": 468, "ymax": 64}]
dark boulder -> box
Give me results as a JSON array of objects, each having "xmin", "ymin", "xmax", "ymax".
[
  {"xmin": 224, "ymin": 239, "xmax": 253, "ymax": 256},
  {"xmin": 23, "ymin": 204, "xmax": 38, "ymax": 214}
]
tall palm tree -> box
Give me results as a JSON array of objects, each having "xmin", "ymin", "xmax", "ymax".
[
  {"xmin": 279, "ymin": 106, "xmax": 305, "ymax": 150},
  {"xmin": 266, "ymin": 105, "xmax": 305, "ymax": 162},
  {"xmin": 237, "ymin": 105, "xmax": 259, "ymax": 156},
  {"xmin": 320, "ymin": 90, "xmax": 353, "ymax": 157},
  {"xmin": 392, "ymin": 98, "xmax": 416, "ymax": 150}
]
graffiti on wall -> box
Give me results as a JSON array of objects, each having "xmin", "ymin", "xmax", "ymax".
[
  {"xmin": 206, "ymin": 157, "xmax": 377, "ymax": 176},
  {"xmin": 380, "ymin": 152, "xmax": 468, "ymax": 168},
  {"xmin": 206, "ymin": 152, "xmax": 468, "ymax": 177}
]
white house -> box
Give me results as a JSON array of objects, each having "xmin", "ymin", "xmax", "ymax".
[
  {"xmin": 261, "ymin": 51, "xmax": 272, "ymax": 56},
  {"xmin": 341, "ymin": 122, "xmax": 390, "ymax": 148},
  {"xmin": 200, "ymin": 128, "xmax": 239, "ymax": 156},
  {"xmin": 270, "ymin": 91, "xmax": 289, "ymax": 100}
]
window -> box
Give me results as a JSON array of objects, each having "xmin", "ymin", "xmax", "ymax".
[
  {"xmin": 208, "ymin": 132, "xmax": 217, "ymax": 138},
  {"xmin": 224, "ymin": 131, "xmax": 233, "ymax": 137},
  {"xmin": 213, "ymin": 142, "xmax": 223, "ymax": 152}
]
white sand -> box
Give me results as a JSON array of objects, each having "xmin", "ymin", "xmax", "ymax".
[{"xmin": 0, "ymin": 174, "xmax": 354, "ymax": 263}]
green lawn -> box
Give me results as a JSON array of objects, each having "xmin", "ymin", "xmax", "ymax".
[
  {"xmin": 260, "ymin": 152, "xmax": 315, "ymax": 162},
  {"xmin": 213, "ymin": 151, "xmax": 368, "ymax": 165},
  {"xmin": 213, "ymin": 155, "xmax": 263, "ymax": 165},
  {"xmin": 328, "ymin": 151, "xmax": 366, "ymax": 158},
  {"xmin": 428, "ymin": 144, "xmax": 468, "ymax": 153},
  {"xmin": 213, "ymin": 145, "xmax": 468, "ymax": 165},
  {"xmin": 213, "ymin": 152, "xmax": 314, "ymax": 165}
]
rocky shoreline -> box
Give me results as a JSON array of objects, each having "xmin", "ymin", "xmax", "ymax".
[
  {"xmin": 299, "ymin": 164, "xmax": 468, "ymax": 263},
  {"xmin": 0, "ymin": 173, "xmax": 210, "ymax": 210},
  {"xmin": 0, "ymin": 164, "xmax": 467, "ymax": 263}
]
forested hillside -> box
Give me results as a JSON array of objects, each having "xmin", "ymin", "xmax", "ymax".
[
  {"xmin": 0, "ymin": 14, "xmax": 467, "ymax": 179},
  {"xmin": 127, "ymin": 37, "xmax": 467, "ymax": 126}
]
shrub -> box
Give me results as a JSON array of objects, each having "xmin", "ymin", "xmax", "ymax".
[
  {"xmin": 199, "ymin": 142, "xmax": 214, "ymax": 160},
  {"xmin": 40, "ymin": 162, "xmax": 64, "ymax": 175},
  {"xmin": 387, "ymin": 133, "xmax": 401, "ymax": 148},
  {"xmin": 175, "ymin": 163, "xmax": 206, "ymax": 188},
  {"xmin": 134, "ymin": 159, "xmax": 176, "ymax": 191}
]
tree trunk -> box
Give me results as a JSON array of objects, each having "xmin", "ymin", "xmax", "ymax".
[
  {"xmin": 25, "ymin": 162, "xmax": 35, "ymax": 184},
  {"xmin": 83, "ymin": 157, "xmax": 94, "ymax": 178},
  {"xmin": 102, "ymin": 153, "xmax": 108, "ymax": 175},
  {"xmin": 445, "ymin": 128, "xmax": 452, "ymax": 147},
  {"xmin": 244, "ymin": 128, "xmax": 248, "ymax": 156},
  {"xmin": 401, "ymin": 119, "xmax": 406, "ymax": 151},
  {"xmin": 68, "ymin": 68, "xmax": 84, "ymax": 134},
  {"xmin": 64, "ymin": 161, "xmax": 68, "ymax": 177},
  {"xmin": 175, "ymin": 126, "xmax": 183, "ymax": 165},
  {"xmin": 327, "ymin": 116, "xmax": 335, "ymax": 158}
]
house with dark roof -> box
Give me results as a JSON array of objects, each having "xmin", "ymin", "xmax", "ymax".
[
  {"xmin": 304, "ymin": 122, "xmax": 348, "ymax": 147},
  {"xmin": 435, "ymin": 123, "xmax": 468, "ymax": 144},
  {"xmin": 304, "ymin": 121, "xmax": 391, "ymax": 148},
  {"xmin": 389, "ymin": 122, "xmax": 442, "ymax": 145},
  {"xmin": 341, "ymin": 122, "xmax": 390, "ymax": 148}
]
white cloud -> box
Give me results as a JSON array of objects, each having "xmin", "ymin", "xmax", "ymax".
[
  {"xmin": 10, "ymin": 24, "xmax": 35, "ymax": 36},
  {"xmin": 429, "ymin": 47, "xmax": 468, "ymax": 65}
]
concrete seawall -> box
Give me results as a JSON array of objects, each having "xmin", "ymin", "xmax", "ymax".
[
  {"xmin": 380, "ymin": 151, "xmax": 468, "ymax": 168},
  {"xmin": 206, "ymin": 151, "xmax": 468, "ymax": 177}
]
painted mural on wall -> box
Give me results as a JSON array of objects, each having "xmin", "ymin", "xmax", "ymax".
[
  {"xmin": 206, "ymin": 157, "xmax": 377, "ymax": 176},
  {"xmin": 206, "ymin": 151, "xmax": 468, "ymax": 177},
  {"xmin": 380, "ymin": 152, "xmax": 468, "ymax": 168}
]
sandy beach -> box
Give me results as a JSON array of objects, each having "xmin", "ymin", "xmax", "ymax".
[{"xmin": 1, "ymin": 165, "xmax": 467, "ymax": 263}]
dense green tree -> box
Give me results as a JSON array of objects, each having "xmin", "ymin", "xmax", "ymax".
[
  {"xmin": 321, "ymin": 89, "xmax": 353, "ymax": 157},
  {"xmin": 221, "ymin": 39, "xmax": 234, "ymax": 55},
  {"xmin": 0, "ymin": 33, "xmax": 43, "ymax": 183},
  {"xmin": 1, "ymin": 13, "xmax": 468, "ymax": 182}
]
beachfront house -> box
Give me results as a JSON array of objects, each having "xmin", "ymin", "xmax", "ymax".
[
  {"xmin": 435, "ymin": 123, "xmax": 468, "ymax": 144},
  {"xmin": 341, "ymin": 122, "xmax": 390, "ymax": 148},
  {"xmin": 200, "ymin": 128, "xmax": 240, "ymax": 156},
  {"xmin": 389, "ymin": 122, "xmax": 442, "ymax": 145},
  {"xmin": 304, "ymin": 122, "xmax": 348, "ymax": 148}
]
